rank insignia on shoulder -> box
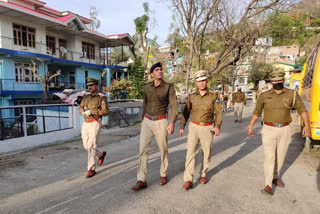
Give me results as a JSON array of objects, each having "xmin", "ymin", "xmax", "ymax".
[
  {"xmin": 102, "ymin": 101, "xmax": 106, "ymax": 104},
  {"xmin": 215, "ymin": 99, "xmax": 220, "ymax": 103}
]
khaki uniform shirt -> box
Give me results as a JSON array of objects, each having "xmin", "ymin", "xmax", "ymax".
[
  {"xmin": 180, "ymin": 90, "xmax": 222, "ymax": 130},
  {"xmin": 143, "ymin": 80, "xmax": 178, "ymax": 123},
  {"xmin": 253, "ymin": 88, "xmax": 307, "ymax": 123},
  {"xmin": 233, "ymin": 91, "xmax": 246, "ymax": 104},
  {"xmin": 79, "ymin": 92, "xmax": 109, "ymax": 122}
]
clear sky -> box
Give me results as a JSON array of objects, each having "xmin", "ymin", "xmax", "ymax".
[{"xmin": 47, "ymin": 0, "xmax": 173, "ymax": 46}]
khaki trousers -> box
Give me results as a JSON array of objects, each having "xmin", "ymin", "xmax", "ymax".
[
  {"xmin": 137, "ymin": 118, "xmax": 168, "ymax": 181},
  {"xmin": 82, "ymin": 121, "xmax": 102, "ymax": 171},
  {"xmin": 234, "ymin": 102, "xmax": 244, "ymax": 121},
  {"xmin": 261, "ymin": 125, "xmax": 291, "ymax": 186},
  {"xmin": 184, "ymin": 122, "xmax": 213, "ymax": 182},
  {"xmin": 227, "ymin": 100, "xmax": 233, "ymax": 110}
]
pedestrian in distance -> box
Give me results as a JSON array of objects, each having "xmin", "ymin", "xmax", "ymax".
[
  {"xmin": 179, "ymin": 70, "xmax": 222, "ymax": 190},
  {"xmin": 248, "ymin": 70, "xmax": 311, "ymax": 196},
  {"xmin": 233, "ymin": 87, "xmax": 246, "ymax": 123},
  {"xmin": 227, "ymin": 91, "xmax": 233, "ymax": 111},
  {"xmin": 131, "ymin": 62, "xmax": 178, "ymax": 191},
  {"xmin": 222, "ymin": 92, "xmax": 228, "ymax": 112},
  {"xmin": 79, "ymin": 77, "xmax": 109, "ymax": 178}
]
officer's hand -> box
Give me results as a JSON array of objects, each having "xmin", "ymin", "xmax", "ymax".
[
  {"xmin": 79, "ymin": 106, "xmax": 84, "ymax": 114},
  {"xmin": 84, "ymin": 110, "xmax": 91, "ymax": 116},
  {"xmin": 302, "ymin": 126, "xmax": 311, "ymax": 137},
  {"xmin": 167, "ymin": 123, "xmax": 174, "ymax": 135},
  {"xmin": 248, "ymin": 126, "xmax": 254, "ymax": 136},
  {"xmin": 179, "ymin": 129, "xmax": 184, "ymax": 136},
  {"xmin": 211, "ymin": 127, "xmax": 220, "ymax": 136}
]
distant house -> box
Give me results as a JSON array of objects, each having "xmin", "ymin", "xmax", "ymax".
[{"xmin": 0, "ymin": 0, "xmax": 134, "ymax": 108}]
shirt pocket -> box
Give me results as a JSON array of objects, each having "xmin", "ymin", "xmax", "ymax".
[
  {"xmin": 263, "ymin": 97, "xmax": 273, "ymax": 109},
  {"xmin": 200, "ymin": 100, "xmax": 212, "ymax": 111},
  {"xmin": 157, "ymin": 93, "xmax": 168, "ymax": 103},
  {"xmin": 191, "ymin": 99, "xmax": 199, "ymax": 111},
  {"xmin": 89, "ymin": 98, "xmax": 100, "ymax": 109},
  {"xmin": 282, "ymin": 97, "xmax": 293, "ymax": 109}
]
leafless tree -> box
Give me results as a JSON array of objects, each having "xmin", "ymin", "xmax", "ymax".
[
  {"xmin": 169, "ymin": 0, "xmax": 292, "ymax": 91},
  {"xmin": 207, "ymin": 0, "xmax": 292, "ymax": 76},
  {"xmin": 31, "ymin": 59, "xmax": 61, "ymax": 102},
  {"xmin": 170, "ymin": 0, "xmax": 218, "ymax": 91}
]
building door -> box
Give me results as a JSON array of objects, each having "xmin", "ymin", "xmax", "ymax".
[
  {"xmin": 59, "ymin": 39, "xmax": 67, "ymax": 59},
  {"xmin": 70, "ymin": 71, "xmax": 75, "ymax": 89}
]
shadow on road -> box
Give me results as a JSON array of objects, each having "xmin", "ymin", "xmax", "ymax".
[
  {"xmin": 206, "ymin": 136, "xmax": 260, "ymax": 184},
  {"xmin": 281, "ymin": 133, "xmax": 304, "ymax": 179}
]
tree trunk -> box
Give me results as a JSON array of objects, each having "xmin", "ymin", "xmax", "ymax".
[
  {"xmin": 43, "ymin": 81, "xmax": 49, "ymax": 102},
  {"xmin": 185, "ymin": 38, "xmax": 194, "ymax": 92}
]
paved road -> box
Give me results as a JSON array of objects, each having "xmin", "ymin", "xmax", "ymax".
[{"xmin": 0, "ymin": 102, "xmax": 319, "ymax": 214}]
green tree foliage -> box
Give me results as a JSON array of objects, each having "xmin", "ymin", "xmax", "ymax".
[
  {"xmin": 249, "ymin": 63, "xmax": 273, "ymax": 85},
  {"xmin": 133, "ymin": 2, "xmax": 151, "ymax": 70},
  {"xmin": 166, "ymin": 28, "xmax": 188, "ymax": 53},
  {"xmin": 128, "ymin": 57, "xmax": 146, "ymax": 99},
  {"xmin": 134, "ymin": 2, "xmax": 150, "ymax": 35},
  {"xmin": 263, "ymin": 13, "xmax": 312, "ymax": 46},
  {"xmin": 297, "ymin": 55, "xmax": 308, "ymax": 66},
  {"xmin": 107, "ymin": 79, "xmax": 132, "ymax": 100},
  {"xmin": 110, "ymin": 48, "xmax": 129, "ymax": 65}
]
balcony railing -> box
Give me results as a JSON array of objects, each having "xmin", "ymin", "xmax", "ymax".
[
  {"xmin": 0, "ymin": 79, "xmax": 90, "ymax": 92},
  {"xmin": 0, "ymin": 36, "xmax": 103, "ymax": 65}
]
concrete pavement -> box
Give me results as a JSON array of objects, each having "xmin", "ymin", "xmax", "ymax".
[{"xmin": 0, "ymin": 101, "xmax": 319, "ymax": 214}]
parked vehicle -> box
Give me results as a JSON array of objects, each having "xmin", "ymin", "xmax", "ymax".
[{"xmin": 299, "ymin": 42, "xmax": 320, "ymax": 152}]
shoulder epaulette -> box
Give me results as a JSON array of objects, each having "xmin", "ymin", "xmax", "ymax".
[
  {"xmin": 144, "ymin": 81, "xmax": 153, "ymax": 85},
  {"xmin": 99, "ymin": 93, "xmax": 106, "ymax": 97}
]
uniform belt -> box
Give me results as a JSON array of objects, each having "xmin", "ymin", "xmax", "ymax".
[
  {"xmin": 145, "ymin": 114, "xmax": 167, "ymax": 121},
  {"xmin": 264, "ymin": 122, "xmax": 290, "ymax": 127},
  {"xmin": 86, "ymin": 118, "xmax": 97, "ymax": 123},
  {"xmin": 191, "ymin": 121, "xmax": 212, "ymax": 126}
]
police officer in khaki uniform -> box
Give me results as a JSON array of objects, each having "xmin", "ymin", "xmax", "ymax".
[
  {"xmin": 79, "ymin": 77, "xmax": 109, "ymax": 178},
  {"xmin": 233, "ymin": 87, "xmax": 246, "ymax": 123},
  {"xmin": 179, "ymin": 70, "xmax": 222, "ymax": 190},
  {"xmin": 248, "ymin": 70, "xmax": 311, "ymax": 195},
  {"xmin": 131, "ymin": 62, "xmax": 178, "ymax": 191}
]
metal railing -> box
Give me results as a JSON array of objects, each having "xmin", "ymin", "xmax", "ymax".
[
  {"xmin": 0, "ymin": 36, "xmax": 104, "ymax": 65},
  {"xmin": 0, "ymin": 79, "xmax": 90, "ymax": 92},
  {"xmin": 0, "ymin": 104, "xmax": 73, "ymax": 140}
]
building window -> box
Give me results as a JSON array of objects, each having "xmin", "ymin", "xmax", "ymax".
[
  {"xmin": 13, "ymin": 24, "xmax": 36, "ymax": 48},
  {"xmin": 15, "ymin": 62, "xmax": 39, "ymax": 83},
  {"xmin": 46, "ymin": 36, "xmax": 56, "ymax": 54},
  {"xmin": 59, "ymin": 39, "xmax": 67, "ymax": 59},
  {"xmin": 82, "ymin": 42, "xmax": 95, "ymax": 59}
]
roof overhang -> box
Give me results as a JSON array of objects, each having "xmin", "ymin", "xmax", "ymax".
[{"xmin": 0, "ymin": 2, "xmax": 135, "ymax": 48}]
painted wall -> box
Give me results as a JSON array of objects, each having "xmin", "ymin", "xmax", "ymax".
[
  {"xmin": 0, "ymin": 106, "xmax": 82, "ymax": 155},
  {"xmin": 75, "ymin": 67, "xmax": 102, "ymax": 88},
  {"xmin": 0, "ymin": 14, "xmax": 102, "ymax": 65},
  {"xmin": 0, "ymin": 104, "xmax": 145, "ymax": 155},
  {"xmin": 0, "ymin": 57, "xmax": 44, "ymax": 91}
]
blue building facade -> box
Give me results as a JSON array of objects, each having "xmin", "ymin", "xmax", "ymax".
[{"xmin": 0, "ymin": 0, "xmax": 134, "ymax": 109}]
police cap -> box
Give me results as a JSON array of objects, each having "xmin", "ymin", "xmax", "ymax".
[
  {"xmin": 193, "ymin": 70, "xmax": 208, "ymax": 81},
  {"xmin": 269, "ymin": 70, "xmax": 285, "ymax": 81},
  {"xmin": 86, "ymin": 77, "xmax": 99, "ymax": 86}
]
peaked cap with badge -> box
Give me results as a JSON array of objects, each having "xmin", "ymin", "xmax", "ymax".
[
  {"xmin": 269, "ymin": 70, "xmax": 285, "ymax": 81},
  {"xmin": 86, "ymin": 77, "xmax": 99, "ymax": 86},
  {"xmin": 193, "ymin": 70, "xmax": 208, "ymax": 81}
]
